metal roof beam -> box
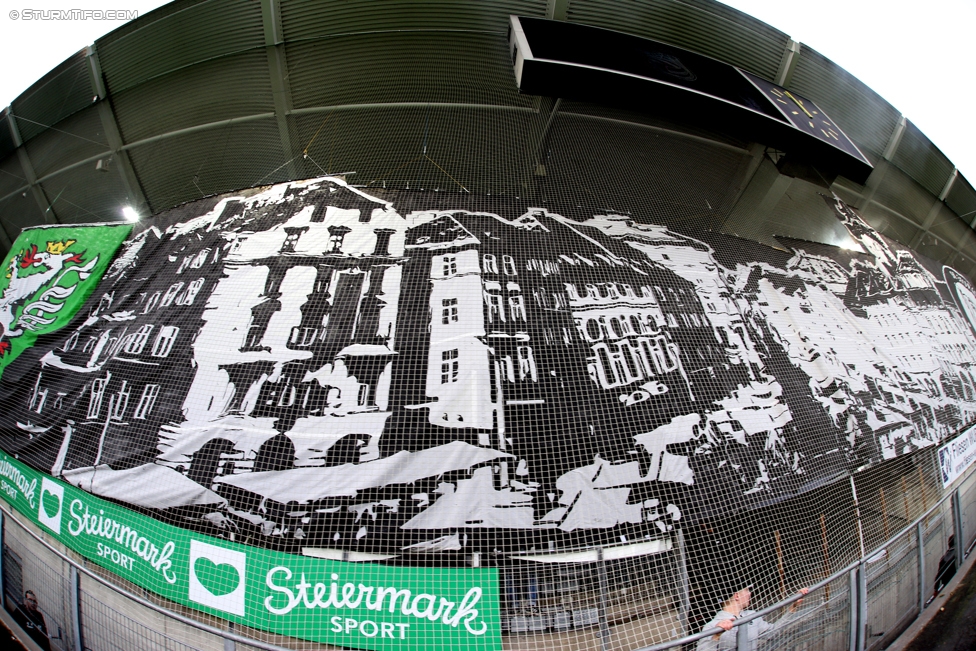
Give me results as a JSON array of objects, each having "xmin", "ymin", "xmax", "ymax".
[
  {"xmin": 725, "ymin": 143, "xmax": 769, "ymax": 217},
  {"xmin": 555, "ymin": 112, "xmax": 750, "ymax": 153},
  {"xmin": 87, "ymin": 45, "xmax": 151, "ymax": 217},
  {"xmin": 837, "ymin": 171, "xmax": 974, "ymax": 266},
  {"xmin": 775, "ymin": 39, "xmax": 800, "ymax": 86},
  {"xmin": 910, "ymin": 200, "xmax": 948, "ymax": 249},
  {"xmin": 289, "ymin": 103, "xmax": 536, "ymax": 117},
  {"xmin": 940, "ymin": 168, "xmax": 958, "ymax": 201},
  {"xmin": 121, "ymin": 113, "xmax": 276, "ymax": 151},
  {"xmin": 547, "ymin": 0, "xmax": 570, "ymax": 20},
  {"xmin": 5, "ymin": 107, "xmax": 58, "ymax": 224},
  {"xmin": 909, "ymin": 167, "xmax": 959, "ymax": 249},
  {"xmin": 261, "ymin": 0, "xmax": 299, "ymax": 180},
  {"xmin": 0, "ymin": 184, "xmax": 28, "ymax": 207},
  {"xmin": 720, "ymin": 153, "xmax": 793, "ymax": 239},
  {"xmin": 881, "ymin": 116, "xmax": 907, "ymax": 162},
  {"xmin": 866, "ymin": 197, "xmax": 965, "ymax": 259},
  {"xmin": 520, "ymin": 97, "xmax": 561, "ymax": 197},
  {"xmin": 854, "ymin": 117, "xmax": 906, "ymax": 211},
  {"xmin": 0, "ymin": 149, "xmax": 114, "ymax": 207}
]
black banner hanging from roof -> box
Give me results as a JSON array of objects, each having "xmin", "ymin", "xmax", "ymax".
[{"xmin": 0, "ymin": 177, "xmax": 972, "ymax": 553}]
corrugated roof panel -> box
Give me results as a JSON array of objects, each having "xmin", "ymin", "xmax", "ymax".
[
  {"xmin": 95, "ymin": 0, "xmax": 264, "ymax": 95},
  {"xmin": 126, "ymin": 117, "xmax": 284, "ymax": 212},
  {"xmin": 871, "ymin": 165, "xmax": 936, "ymax": 227},
  {"xmin": 23, "ymin": 107, "xmax": 109, "ymax": 180},
  {"xmin": 11, "ymin": 52, "xmax": 95, "ymax": 143},
  {"xmin": 831, "ymin": 184, "xmax": 862, "ymax": 210},
  {"xmin": 97, "ymin": 0, "xmax": 210, "ymax": 38},
  {"xmin": 860, "ymin": 202, "xmax": 919, "ymax": 245},
  {"xmin": 0, "ymin": 112, "xmax": 16, "ymax": 160},
  {"xmin": 39, "ymin": 161, "xmax": 131, "ymax": 224},
  {"xmin": 959, "ymin": 231, "xmax": 976, "ymax": 262},
  {"xmin": 766, "ymin": 179, "xmax": 859, "ymax": 246},
  {"xmin": 914, "ymin": 234, "xmax": 954, "ymax": 265},
  {"xmin": 564, "ymin": 0, "xmax": 789, "ymax": 81},
  {"xmin": 556, "ymin": 99, "xmax": 751, "ymax": 150},
  {"xmin": 890, "ymin": 121, "xmax": 954, "ymax": 198},
  {"xmin": 0, "ymin": 191, "xmax": 45, "ymax": 235},
  {"xmin": 788, "ymin": 46, "xmax": 899, "ymax": 167},
  {"xmin": 954, "ymin": 252, "xmax": 975, "ymax": 271},
  {"xmin": 111, "ymin": 50, "xmax": 274, "ymax": 144},
  {"xmin": 0, "ymin": 0, "xmax": 972, "ymax": 265},
  {"xmin": 544, "ymin": 109, "xmax": 750, "ymax": 227},
  {"xmin": 928, "ymin": 203, "xmax": 971, "ymax": 247},
  {"xmin": 0, "ymin": 155, "xmax": 27, "ymax": 201},
  {"xmin": 946, "ymin": 173, "xmax": 976, "ymax": 225},
  {"xmin": 292, "ymin": 106, "xmax": 537, "ymax": 195},
  {"xmin": 281, "ymin": 0, "xmax": 546, "ymax": 41},
  {"xmin": 286, "ymin": 32, "xmax": 529, "ymax": 112}
]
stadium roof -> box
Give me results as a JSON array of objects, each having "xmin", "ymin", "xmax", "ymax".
[{"xmin": 2, "ymin": 0, "xmax": 974, "ymax": 279}]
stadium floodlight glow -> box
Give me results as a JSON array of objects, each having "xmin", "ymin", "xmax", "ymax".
[{"xmin": 122, "ymin": 206, "xmax": 140, "ymax": 222}]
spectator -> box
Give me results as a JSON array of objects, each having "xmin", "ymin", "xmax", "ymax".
[
  {"xmin": 12, "ymin": 590, "xmax": 51, "ymax": 651},
  {"xmin": 697, "ymin": 584, "xmax": 809, "ymax": 651},
  {"xmin": 933, "ymin": 534, "xmax": 957, "ymax": 597}
]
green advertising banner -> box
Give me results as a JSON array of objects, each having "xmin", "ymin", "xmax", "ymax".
[
  {"xmin": 0, "ymin": 451, "xmax": 501, "ymax": 650},
  {"xmin": 0, "ymin": 224, "xmax": 131, "ymax": 377}
]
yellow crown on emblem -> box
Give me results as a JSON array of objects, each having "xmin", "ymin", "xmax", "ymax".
[{"xmin": 46, "ymin": 240, "xmax": 76, "ymax": 255}]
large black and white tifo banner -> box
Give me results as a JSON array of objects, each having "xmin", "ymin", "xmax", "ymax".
[{"xmin": 1, "ymin": 176, "xmax": 975, "ymax": 552}]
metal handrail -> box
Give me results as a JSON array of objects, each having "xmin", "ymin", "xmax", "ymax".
[
  {"xmin": 2, "ymin": 460, "xmax": 975, "ymax": 651},
  {"xmin": 0, "ymin": 504, "xmax": 294, "ymax": 651},
  {"xmin": 637, "ymin": 462, "xmax": 976, "ymax": 651}
]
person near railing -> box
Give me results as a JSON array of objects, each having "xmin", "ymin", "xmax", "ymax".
[
  {"xmin": 933, "ymin": 534, "xmax": 957, "ymax": 597},
  {"xmin": 12, "ymin": 590, "xmax": 52, "ymax": 651},
  {"xmin": 696, "ymin": 584, "xmax": 809, "ymax": 651}
]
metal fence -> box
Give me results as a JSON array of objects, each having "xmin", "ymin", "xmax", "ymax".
[
  {"xmin": 645, "ymin": 465, "xmax": 976, "ymax": 651},
  {"xmin": 1, "ymin": 462, "xmax": 974, "ymax": 651}
]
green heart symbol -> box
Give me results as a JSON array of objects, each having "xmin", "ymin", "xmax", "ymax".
[
  {"xmin": 41, "ymin": 491, "xmax": 60, "ymax": 519},
  {"xmin": 193, "ymin": 557, "xmax": 241, "ymax": 597}
]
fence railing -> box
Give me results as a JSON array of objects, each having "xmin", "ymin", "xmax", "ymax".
[
  {"xmin": 639, "ymin": 463, "xmax": 976, "ymax": 651},
  {"xmin": 1, "ymin": 461, "xmax": 974, "ymax": 651}
]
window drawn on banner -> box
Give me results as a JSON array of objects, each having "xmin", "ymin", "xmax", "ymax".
[
  {"xmin": 124, "ymin": 325, "xmax": 152, "ymax": 355},
  {"xmin": 3, "ymin": 178, "xmax": 976, "ymax": 555},
  {"xmin": 151, "ymin": 326, "xmax": 179, "ymax": 357},
  {"xmin": 441, "ymin": 349, "xmax": 459, "ymax": 384},
  {"xmin": 443, "ymin": 255, "xmax": 458, "ymax": 276},
  {"xmin": 111, "ymin": 382, "xmax": 129, "ymax": 421},
  {"xmin": 442, "ymin": 298, "xmax": 458, "ymax": 324},
  {"xmin": 133, "ymin": 385, "xmax": 160, "ymax": 420},
  {"xmin": 159, "ymin": 283, "xmax": 183, "ymax": 308},
  {"xmin": 87, "ymin": 376, "xmax": 109, "ymax": 421}
]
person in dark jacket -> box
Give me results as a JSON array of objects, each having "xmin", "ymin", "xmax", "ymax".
[
  {"xmin": 12, "ymin": 590, "xmax": 51, "ymax": 651},
  {"xmin": 933, "ymin": 535, "xmax": 957, "ymax": 597}
]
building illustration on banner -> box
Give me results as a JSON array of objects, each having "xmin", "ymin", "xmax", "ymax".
[{"xmin": 2, "ymin": 177, "xmax": 976, "ymax": 553}]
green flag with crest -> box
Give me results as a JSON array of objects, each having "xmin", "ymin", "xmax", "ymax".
[{"xmin": 0, "ymin": 224, "xmax": 131, "ymax": 377}]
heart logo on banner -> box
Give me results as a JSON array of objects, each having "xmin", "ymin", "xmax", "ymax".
[
  {"xmin": 193, "ymin": 557, "xmax": 241, "ymax": 597},
  {"xmin": 41, "ymin": 490, "xmax": 61, "ymax": 519}
]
